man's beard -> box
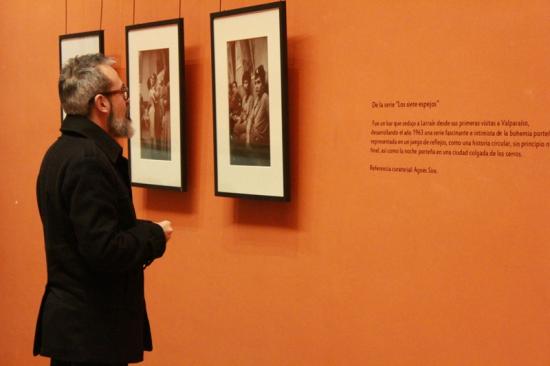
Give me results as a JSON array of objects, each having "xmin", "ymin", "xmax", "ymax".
[{"xmin": 108, "ymin": 110, "xmax": 134, "ymax": 138}]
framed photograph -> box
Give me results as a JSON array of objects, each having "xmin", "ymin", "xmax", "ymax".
[
  {"xmin": 126, "ymin": 19, "xmax": 186, "ymax": 191},
  {"xmin": 211, "ymin": 1, "xmax": 290, "ymax": 201},
  {"xmin": 59, "ymin": 30, "xmax": 104, "ymax": 122}
]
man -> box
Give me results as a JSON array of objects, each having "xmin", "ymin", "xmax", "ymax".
[{"xmin": 34, "ymin": 53, "xmax": 173, "ymax": 366}]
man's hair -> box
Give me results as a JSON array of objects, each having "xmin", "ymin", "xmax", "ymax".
[{"xmin": 59, "ymin": 53, "xmax": 115, "ymax": 116}]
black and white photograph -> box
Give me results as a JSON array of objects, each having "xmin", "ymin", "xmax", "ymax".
[
  {"xmin": 126, "ymin": 18, "xmax": 186, "ymax": 191},
  {"xmin": 211, "ymin": 2, "xmax": 289, "ymax": 200},
  {"xmin": 139, "ymin": 48, "xmax": 171, "ymax": 161},
  {"xmin": 228, "ymin": 36, "xmax": 270, "ymax": 167}
]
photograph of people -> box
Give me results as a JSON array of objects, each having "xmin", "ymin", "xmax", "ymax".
[
  {"xmin": 139, "ymin": 48, "xmax": 171, "ymax": 160},
  {"xmin": 226, "ymin": 37, "xmax": 270, "ymax": 166}
]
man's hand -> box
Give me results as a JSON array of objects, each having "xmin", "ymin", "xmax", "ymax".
[{"xmin": 155, "ymin": 220, "xmax": 173, "ymax": 242}]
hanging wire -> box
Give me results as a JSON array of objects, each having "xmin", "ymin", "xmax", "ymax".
[
  {"xmin": 99, "ymin": 0, "xmax": 104, "ymax": 29},
  {"xmin": 178, "ymin": 0, "xmax": 181, "ymax": 18},
  {"xmin": 65, "ymin": 0, "xmax": 68, "ymax": 33},
  {"xmin": 132, "ymin": 0, "xmax": 136, "ymax": 24},
  {"xmin": 219, "ymin": 0, "xmax": 221, "ymax": 11}
]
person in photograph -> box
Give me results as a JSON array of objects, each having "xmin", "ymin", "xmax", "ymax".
[
  {"xmin": 249, "ymin": 65, "xmax": 269, "ymax": 146},
  {"xmin": 158, "ymin": 76, "xmax": 170, "ymax": 151},
  {"xmin": 154, "ymin": 73, "xmax": 165, "ymax": 150},
  {"xmin": 231, "ymin": 71, "xmax": 253, "ymax": 144},
  {"xmin": 152, "ymin": 72, "xmax": 164, "ymax": 150},
  {"xmin": 228, "ymin": 81, "xmax": 242, "ymax": 133},
  {"xmin": 139, "ymin": 95, "xmax": 149, "ymax": 138},
  {"xmin": 34, "ymin": 53, "xmax": 173, "ymax": 366},
  {"xmin": 146, "ymin": 73, "xmax": 157, "ymax": 146}
]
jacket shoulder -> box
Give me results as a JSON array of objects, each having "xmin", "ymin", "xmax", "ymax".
[{"xmin": 41, "ymin": 134, "xmax": 111, "ymax": 172}]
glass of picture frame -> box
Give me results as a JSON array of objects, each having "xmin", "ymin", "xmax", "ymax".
[
  {"xmin": 126, "ymin": 19, "xmax": 187, "ymax": 191},
  {"xmin": 211, "ymin": 2, "xmax": 290, "ymax": 201}
]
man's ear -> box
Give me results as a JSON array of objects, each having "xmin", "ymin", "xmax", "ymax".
[{"xmin": 92, "ymin": 94, "xmax": 110, "ymax": 114}]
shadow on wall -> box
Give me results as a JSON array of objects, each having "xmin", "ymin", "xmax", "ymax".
[
  {"xmin": 141, "ymin": 36, "xmax": 305, "ymax": 231},
  {"xmin": 141, "ymin": 47, "xmax": 202, "ymax": 216},
  {"xmin": 232, "ymin": 36, "xmax": 304, "ymax": 231}
]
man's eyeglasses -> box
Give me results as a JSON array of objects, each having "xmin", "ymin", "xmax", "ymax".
[
  {"xmin": 101, "ymin": 84, "xmax": 129, "ymax": 101},
  {"xmin": 89, "ymin": 84, "xmax": 129, "ymax": 104}
]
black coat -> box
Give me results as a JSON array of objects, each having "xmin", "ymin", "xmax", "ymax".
[{"xmin": 34, "ymin": 115, "xmax": 166, "ymax": 363}]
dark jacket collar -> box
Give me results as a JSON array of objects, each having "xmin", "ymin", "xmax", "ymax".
[{"xmin": 60, "ymin": 114, "xmax": 122, "ymax": 163}]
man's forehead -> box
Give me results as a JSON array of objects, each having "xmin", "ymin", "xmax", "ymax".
[{"xmin": 99, "ymin": 64, "xmax": 122, "ymax": 85}]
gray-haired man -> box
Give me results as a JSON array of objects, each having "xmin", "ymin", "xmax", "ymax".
[{"xmin": 34, "ymin": 54, "xmax": 173, "ymax": 366}]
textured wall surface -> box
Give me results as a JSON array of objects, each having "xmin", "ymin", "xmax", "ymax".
[{"xmin": 1, "ymin": 0, "xmax": 549, "ymax": 365}]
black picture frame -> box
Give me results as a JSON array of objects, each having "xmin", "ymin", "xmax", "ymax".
[
  {"xmin": 59, "ymin": 30, "xmax": 104, "ymax": 122},
  {"xmin": 126, "ymin": 19, "xmax": 187, "ymax": 191},
  {"xmin": 210, "ymin": 1, "xmax": 290, "ymax": 201}
]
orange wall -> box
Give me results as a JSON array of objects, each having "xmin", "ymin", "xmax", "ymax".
[{"xmin": 1, "ymin": 0, "xmax": 550, "ymax": 365}]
